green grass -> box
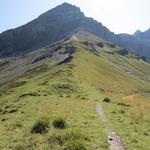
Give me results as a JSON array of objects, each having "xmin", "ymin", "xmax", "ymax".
[
  {"xmin": 0, "ymin": 54, "xmax": 108, "ymax": 149},
  {"xmin": 72, "ymin": 41, "xmax": 150, "ymax": 95},
  {"xmin": 102, "ymin": 95, "xmax": 150, "ymax": 150},
  {"xmin": 0, "ymin": 40, "xmax": 150, "ymax": 149}
]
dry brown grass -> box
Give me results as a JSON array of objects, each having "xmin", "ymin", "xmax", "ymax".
[{"xmin": 123, "ymin": 94, "xmax": 150, "ymax": 108}]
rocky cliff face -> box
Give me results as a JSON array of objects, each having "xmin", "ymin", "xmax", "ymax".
[
  {"xmin": 0, "ymin": 2, "xmax": 150, "ymax": 61},
  {"xmin": 0, "ymin": 2, "xmax": 118, "ymax": 58},
  {"xmin": 114, "ymin": 33, "xmax": 150, "ymax": 60},
  {"xmin": 0, "ymin": 3, "xmax": 85, "ymax": 57}
]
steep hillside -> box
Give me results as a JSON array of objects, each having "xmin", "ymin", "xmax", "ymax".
[
  {"xmin": 0, "ymin": 39, "xmax": 150, "ymax": 149},
  {"xmin": 118, "ymin": 33, "xmax": 150, "ymax": 61},
  {"xmin": 0, "ymin": 3, "xmax": 150, "ymax": 61},
  {"xmin": 0, "ymin": 3, "xmax": 113, "ymax": 57}
]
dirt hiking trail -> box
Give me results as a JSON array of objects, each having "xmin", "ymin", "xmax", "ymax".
[{"xmin": 96, "ymin": 104, "xmax": 125, "ymax": 150}]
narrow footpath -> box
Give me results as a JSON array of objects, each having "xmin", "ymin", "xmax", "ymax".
[{"xmin": 96, "ymin": 104, "xmax": 125, "ymax": 150}]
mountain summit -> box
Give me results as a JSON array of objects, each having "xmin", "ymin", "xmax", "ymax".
[
  {"xmin": 0, "ymin": 3, "xmax": 112, "ymax": 57},
  {"xmin": 0, "ymin": 3, "xmax": 150, "ymax": 60},
  {"xmin": 133, "ymin": 29, "xmax": 142, "ymax": 37},
  {"xmin": 134, "ymin": 28, "xmax": 150, "ymax": 41},
  {"xmin": 0, "ymin": 3, "xmax": 85, "ymax": 57}
]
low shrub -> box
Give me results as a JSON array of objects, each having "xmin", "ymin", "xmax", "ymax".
[
  {"xmin": 143, "ymin": 131, "xmax": 149, "ymax": 136},
  {"xmin": 52, "ymin": 117, "xmax": 67, "ymax": 129},
  {"xmin": 31, "ymin": 118, "xmax": 49, "ymax": 134},
  {"xmin": 119, "ymin": 110, "xmax": 125, "ymax": 114},
  {"xmin": 103, "ymin": 97, "xmax": 111, "ymax": 103},
  {"xmin": 9, "ymin": 109, "xmax": 18, "ymax": 113},
  {"xmin": 96, "ymin": 42, "xmax": 104, "ymax": 48},
  {"xmin": 108, "ymin": 43, "xmax": 116, "ymax": 48}
]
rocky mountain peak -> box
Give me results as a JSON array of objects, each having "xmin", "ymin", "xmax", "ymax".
[
  {"xmin": 39, "ymin": 2, "xmax": 84, "ymax": 19},
  {"xmin": 0, "ymin": 3, "xmax": 150, "ymax": 61},
  {"xmin": 133, "ymin": 28, "xmax": 150, "ymax": 41},
  {"xmin": 133, "ymin": 29, "xmax": 142, "ymax": 36}
]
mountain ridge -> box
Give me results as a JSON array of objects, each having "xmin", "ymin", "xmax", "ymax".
[
  {"xmin": 133, "ymin": 28, "xmax": 150, "ymax": 41},
  {"xmin": 0, "ymin": 2, "xmax": 150, "ymax": 61}
]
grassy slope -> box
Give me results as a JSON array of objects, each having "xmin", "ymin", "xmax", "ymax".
[
  {"xmin": 102, "ymin": 94, "xmax": 150, "ymax": 150},
  {"xmin": 0, "ymin": 56, "xmax": 108, "ymax": 149},
  {"xmin": 103, "ymin": 53, "xmax": 150, "ymax": 82},
  {"xmin": 72, "ymin": 42, "xmax": 150, "ymax": 95},
  {"xmin": 72, "ymin": 41, "xmax": 150, "ymax": 149},
  {"xmin": 0, "ymin": 41, "xmax": 150, "ymax": 149}
]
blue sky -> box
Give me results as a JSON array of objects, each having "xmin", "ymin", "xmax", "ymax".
[{"xmin": 0, "ymin": 0, "xmax": 150, "ymax": 34}]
